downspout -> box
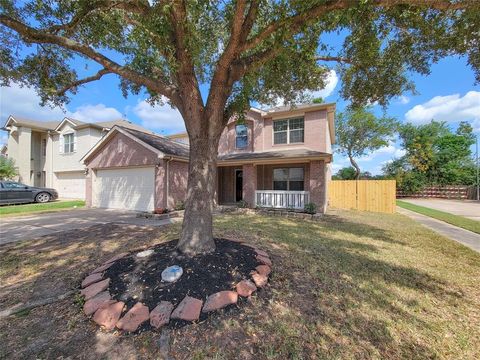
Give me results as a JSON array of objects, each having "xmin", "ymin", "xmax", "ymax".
[{"xmin": 165, "ymin": 156, "xmax": 173, "ymax": 209}]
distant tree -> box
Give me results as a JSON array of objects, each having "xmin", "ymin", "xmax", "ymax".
[
  {"xmin": 312, "ymin": 97, "xmax": 324, "ymax": 104},
  {"xmin": 0, "ymin": 157, "xmax": 17, "ymax": 180},
  {"xmin": 333, "ymin": 166, "xmax": 356, "ymax": 180},
  {"xmin": 336, "ymin": 107, "xmax": 398, "ymax": 179},
  {"xmin": 398, "ymin": 120, "xmax": 475, "ymax": 185}
]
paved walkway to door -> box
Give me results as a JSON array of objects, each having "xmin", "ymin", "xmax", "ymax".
[{"xmin": 400, "ymin": 198, "xmax": 480, "ymax": 221}]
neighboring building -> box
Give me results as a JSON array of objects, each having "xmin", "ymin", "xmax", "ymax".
[
  {"xmin": 1, "ymin": 116, "xmax": 151, "ymax": 199},
  {"xmin": 84, "ymin": 103, "xmax": 335, "ymax": 213},
  {"xmin": 82, "ymin": 126, "xmax": 189, "ymax": 212}
]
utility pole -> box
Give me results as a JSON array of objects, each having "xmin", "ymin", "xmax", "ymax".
[{"xmin": 477, "ymin": 135, "xmax": 479, "ymax": 201}]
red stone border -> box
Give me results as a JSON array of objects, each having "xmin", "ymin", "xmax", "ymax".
[{"xmin": 80, "ymin": 242, "xmax": 272, "ymax": 333}]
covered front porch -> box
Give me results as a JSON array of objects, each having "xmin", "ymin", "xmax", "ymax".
[{"xmin": 217, "ymin": 159, "xmax": 328, "ymax": 212}]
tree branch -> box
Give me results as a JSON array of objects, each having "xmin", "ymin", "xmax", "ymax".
[
  {"xmin": 0, "ymin": 14, "xmax": 179, "ymax": 103},
  {"xmin": 241, "ymin": 0, "xmax": 475, "ymax": 53},
  {"xmin": 57, "ymin": 68, "xmax": 111, "ymax": 96},
  {"xmin": 48, "ymin": 0, "xmax": 151, "ymax": 34},
  {"xmin": 315, "ymin": 56, "xmax": 352, "ymax": 64}
]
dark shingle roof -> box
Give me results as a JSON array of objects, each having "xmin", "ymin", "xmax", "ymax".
[
  {"xmin": 121, "ymin": 127, "xmax": 190, "ymax": 158},
  {"xmin": 218, "ymin": 148, "xmax": 330, "ymax": 161}
]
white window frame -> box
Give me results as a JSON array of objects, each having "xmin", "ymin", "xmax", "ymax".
[
  {"xmin": 273, "ymin": 117, "xmax": 304, "ymax": 145},
  {"xmin": 41, "ymin": 138, "xmax": 47, "ymax": 157},
  {"xmin": 63, "ymin": 133, "xmax": 75, "ymax": 154},
  {"xmin": 235, "ymin": 124, "xmax": 248, "ymax": 149}
]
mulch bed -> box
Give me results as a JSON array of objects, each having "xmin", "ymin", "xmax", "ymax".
[{"xmin": 101, "ymin": 238, "xmax": 264, "ymax": 331}]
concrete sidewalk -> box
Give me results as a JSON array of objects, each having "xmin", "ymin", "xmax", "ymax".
[
  {"xmin": 400, "ymin": 198, "xmax": 480, "ymax": 221},
  {"xmin": 397, "ymin": 207, "xmax": 480, "ymax": 253}
]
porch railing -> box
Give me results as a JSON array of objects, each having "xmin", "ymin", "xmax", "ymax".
[{"xmin": 255, "ymin": 190, "xmax": 310, "ymax": 210}]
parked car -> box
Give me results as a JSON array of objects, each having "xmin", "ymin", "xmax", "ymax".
[{"xmin": 0, "ymin": 181, "xmax": 58, "ymax": 205}]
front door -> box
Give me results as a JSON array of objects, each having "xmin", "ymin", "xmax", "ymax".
[{"xmin": 235, "ymin": 170, "xmax": 243, "ymax": 202}]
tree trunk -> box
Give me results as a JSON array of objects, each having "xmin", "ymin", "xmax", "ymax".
[
  {"xmin": 349, "ymin": 155, "xmax": 361, "ymax": 180},
  {"xmin": 176, "ymin": 121, "xmax": 222, "ymax": 255}
]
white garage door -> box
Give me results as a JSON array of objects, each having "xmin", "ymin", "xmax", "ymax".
[
  {"xmin": 94, "ymin": 167, "xmax": 155, "ymax": 212},
  {"xmin": 55, "ymin": 171, "xmax": 86, "ymax": 199}
]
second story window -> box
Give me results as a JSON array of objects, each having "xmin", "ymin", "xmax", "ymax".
[
  {"xmin": 63, "ymin": 133, "xmax": 75, "ymax": 153},
  {"xmin": 235, "ymin": 124, "xmax": 248, "ymax": 149},
  {"xmin": 42, "ymin": 139, "xmax": 47, "ymax": 157},
  {"xmin": 273, "ymin": 117, "xmax": 304, "ymax": 145}
]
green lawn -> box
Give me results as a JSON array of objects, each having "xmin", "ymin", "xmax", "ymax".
[
  {"xmin": 0, "ymin": 209, "xmax": 479, "ymax": 359},
  {"xmin": 0, "ymin": 200, "xmax": 85, "ymax": 217},
  {"xmin": 397, "ymin": 200, "xmax": 480, "ymax": 234}
]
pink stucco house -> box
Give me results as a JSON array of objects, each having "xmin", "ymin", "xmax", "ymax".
[{"xmin": 82, "ymin": 103, "xmax": 335, "ymax": 213}]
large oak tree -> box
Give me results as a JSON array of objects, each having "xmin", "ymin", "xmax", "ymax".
[{"xmin": 1, "ymin": 0, "xmax": 479, "ymax": 255}]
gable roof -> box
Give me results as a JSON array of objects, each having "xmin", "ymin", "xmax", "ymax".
[
  {"xmin": 121, "ymin": 127, "xmax": 189, "ymax": 158},
  {"xmin": 81, "ymin": 125, "xmax": 189, "ymax": 164}
]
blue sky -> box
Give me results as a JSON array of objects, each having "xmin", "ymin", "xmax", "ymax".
[{"xmin": 1, "ymin": 36, "xmax": 479, "ymax": 175}]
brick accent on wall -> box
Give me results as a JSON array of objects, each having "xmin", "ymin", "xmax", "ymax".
[
  {"xmin": 167, "ymin": 160, "xmax": 188, "ymax": 208},
  {"xmin": 309, "ymin": 160, "xmax": 327, "ymax": 213},
  {"xmin": 242, "ymin": 164, "xmax": 257, "ymax": 207}
]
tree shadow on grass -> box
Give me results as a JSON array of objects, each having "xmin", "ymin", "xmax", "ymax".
[{"xmin": 202, "ymin": 213, "xmax": 469, "ymax": 359}]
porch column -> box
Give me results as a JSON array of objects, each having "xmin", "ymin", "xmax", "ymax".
[
  {"xmin": 242, "ymin": 164, "xmax": 257, "ymax": 208},
  {"xmin": 309, "ymin": 160, "xmax": 327, "ymax": 213}
]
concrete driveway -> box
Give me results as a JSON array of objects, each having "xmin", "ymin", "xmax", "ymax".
[
  {"xmin": 401, "ymin": 198, "xmax": 480, "ymax": 221},
  {"xmin": 0, "ymin": 208, "xmax": 181, "ymax": 245}
]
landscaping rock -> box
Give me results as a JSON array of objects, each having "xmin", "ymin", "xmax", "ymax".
[
  {"xmin": 91, "ymin": 262, "xmax": 114, "ymax": 274},
  {"xmin": 81, "ymin": 278, "xmax": 110, "ymax": 300},
  {"xmin": 251, "ymin": 272, "xmax": 268, "ymax": 288},
  {"xmin": 171, "ymin": 296, "xmax": 202, "ymax": 321},
  {"xmin": 202, "ymin": 291, "xmax": 238, "ymax": 312},
  {"xmin": 81, "ymin": 272, "xmax": 103, "ymax": 288},
  {"xmin": 93, "ymin": 301, "xmax": 125, "ymax": 330},
  {"xmin": 150, "ymin": 301, "xmax": 174, "ymax": 329},
  {"xmin": 117, "ymin": 302, "xmax": 150, "ymax": 332},
  {"xmin": 236, "ymin": 280, "xmax": 257, "ymax": 297},
  {"xmin": 256, "ymin": 254, "xmax": 272, "ymax": 267},
  {"xmin": 255, "ymin": 249, "xmax": 269, "ymax": 257},
  {"xmin": 255, "ymin": 265, "xmax": 271, "ymax": 276},
  {"xmin": 104, "ymin": 252, "xmax": 129, "ymax": 264},
  {"xmin": 83, "ymin": 291, "xmax": 112, "ymax": 316}
]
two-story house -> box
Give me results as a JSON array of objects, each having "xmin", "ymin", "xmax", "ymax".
[
  {"xmin": 2, "ymin": 116, "xmax": 151, "ymax": 198},
  {"xmin": 81, "ymin": 103, "xmax": 334, "ymax": 213}
]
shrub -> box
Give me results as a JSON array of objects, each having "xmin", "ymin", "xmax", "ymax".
[
  {"xmin": 304, "ymin": 202, "xmax": 317, "ymax": 214},
  {"xmin": 236, "ymin": 200, "xmax": 248, "ymax": 208},
  {"xmin": 0, "ymin": 157, "xmax": 18, "ymax": 180},
  {"xmin": 174, "ymin": 201, "xmax": 185, "ymax": 211}
]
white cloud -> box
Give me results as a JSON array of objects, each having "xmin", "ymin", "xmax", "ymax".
[
  {"xmin": 309, "ymin": 70, "xmax": 338, "ymax": 99},
  {"xmin": 68, "ymin": 104, "xmax": 123, "ymax": 122},
  {"xmin": 0, "ymin": 82, "xmax": 66, "ymax": 122},
  {"xmin": 405, "ymin": 91, "xmax": 480, "ymax": 126},
  {"xmin": 0, "ymin": 82, "xmax": 123, "ymax": 125},
  {"xmin": 132, "ymin": 99, "xmax": 185, "ymax": 134},
  {"xmin": 397, "ymin": 95, "xmax": 410, "ymax": 105}
]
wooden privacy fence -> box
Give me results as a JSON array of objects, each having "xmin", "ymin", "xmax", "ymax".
[{"xmin": 328, "ymin": 180, "xmax": 396, "ymax": 214}]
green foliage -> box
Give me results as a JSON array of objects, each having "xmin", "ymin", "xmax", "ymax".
[
  {"xmin": 385, "ymin": 120, "xmax": 477, "ymax": 192},
  {"xmin": 304, "ymin": 202, "xmax": 317, "ymax": 215},
  {"xmin": 236, "ymin": 200, "xmax": 248, "ymax": 208},
  {"xmin": 336, "ymin": 107, "xmax": 398, "ymax": 178},
  {"xmin": 333, "ymin": 167, "xmax": 356, "ymax": 180},
  {"xmin": 0, "ymin": 156, "xmax": 17, "ymax": 180},
  {"xmin": 174, "ymin": 201, "xmax": 185, "ymax": 211},
  {"xmin": 1, "ymin": 1, "xmax": 479, "ymax": 110}
]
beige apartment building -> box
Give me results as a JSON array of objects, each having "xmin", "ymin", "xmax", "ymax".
[{"xmin": 2, "ymin": 116, "xmax": 150, "ymax": 199}]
